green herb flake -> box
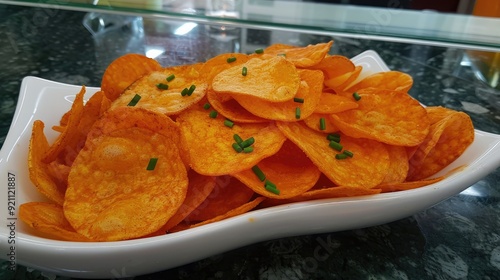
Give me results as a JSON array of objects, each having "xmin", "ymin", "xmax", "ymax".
[
  {"xmin": 251, "ymin": 165, "xmax": 266, "ymax": 182},
  {"xmin": 146, "ymin": 158, "xmax": 158, "ymax": 170},
  {"xmin": 166, "ymin": 74, "xmax": 175, "ymax": 82},
  {"xmin": 353, "ymin": 92, "xmax": 361, "ymax": 101},
  {"xmin": 127, "ymin": 94, "xmax": 141, "ymax": 106},
  {"xmin": 227, "ymin": 57, "xmax": 237, "ymax": 63}
]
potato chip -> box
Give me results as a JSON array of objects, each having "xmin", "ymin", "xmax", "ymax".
[
  {"xmin": 19, "ymin": 202, "xmax": 90, "ymax": 241},
  {"xmin": 346, "ymin": 71, "xmax": 413, "ymax": 93},
  {"xmin": 184, "ymin": 175, "xmax": 255, "ymax": 222},
  {"xmin": 303, "ymin": 113, "xmax": 339, "ymax": 133},
  {"xmin": 206, "ymin": 89, "xmax": 268, "ymax": 123},
  {"xmin": 212, "ymin": 56, "xmax": 300, "ymax": 102},
  {"xmin": 330, "ymin": 88, "xmax": 430, "ymax": 146},
  {"xmin": 200, "ymin": 53, "xmax": 250, "ymax": 85},
  {"xmin": 334, "ymin": 66, "xmax": 363, "ymax": 92},
  {"xmin": 28, "ymin": 120, "xmax": 66, "ymax": 205},
  {"xmin": 310, "ymin": 55, "xmax": 355, "ymax": 80},
  {"xmin": 377, "ymin": 176, "xmax": 444, "ymax": 192},
  {"xmin": 232, "ymin": 69, "xmax": 323, "ymax": 121},
  {"xmin": 110, "ymin": 64, "xmax": 207, "ymax": 115},
  {"xmin": 277, "ymin": 121, "xmax": 390, "ymax": 188},
  {"xmin": 101, "ymin": 53, "xmax": 162, "ymax": 101},
  {"xmin": 380, "ymin": 145, "xmax": 409, "ymax": 184},
  {"xmin": 407, "ymin": 108, "xmax": 474, "ymax": 181},
  {"xmin": 314, "ymin": 92, "xmax": 359, "ymax": 114},
  {"xmin": 233, "ymin": 140, "xmax": 321, "ymax": 199},
  {"xmin": 64, "ymin": 108, "xmax": 188, "ymax": 241},
  {"xmin": 262, "ymin": 41, "xmax": 333, "ymax": 68},
  {"xmin": 177, "ymin": 105, "xmax": 287, "ymax": 175}
]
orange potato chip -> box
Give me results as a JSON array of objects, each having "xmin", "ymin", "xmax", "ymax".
[
  {"xmin": 207, "ymin": 89, "xmax": 268, "ymax": 123},
  {"xmin": 184, "ymin": 175, "xmax": 255, "ymax": 222},
  {"xmin": 232, "ymin": 69, "xmax": 323, "ymax": 121},
  {"xmin": 110, "ymin": 64, "xmax": 207, "ymax": 115},
  {"xmin": 303, "ymin": 113, "xmax": 339, "ymax": 133},
  {"xmin": 28, "ymin": 120, "xmax": 66, "ymax": 205},
  {"xmin": 277, "ymin": 121, "xmax": 390, "ymax": 188},
  {"xmin": 407, "ymin": 108, "xmax": 474, "ymax": 181},
  {"xmin": 331, "ymin": 88, "xmax": 430, "ymax": 146},
  {"xmin": 64, "ymin": 108, "xmax": 188, "ymax": 241},
  {"xmin": 310, "ymin": 55, "xmax": 355, "ymax": 80},
  {"xmin": 232, "ymin": 140, "xmax": 321, "ymax": 199},
  {"xmin": 380, "ymin": 145, "xmax": 409, "ymax": 184},
  {"xmin": 19, "ymin": 202, "xmax": 90, "ymax": 241},
  {"xmin": 264, "ymin": 43, "xmax": 298, "ymax": 53},
  {"xmin": 377, "ymin": 176, "xmax": 444, "ymax": 192},
  {"xmin": 212, "ymin": 56, "xmax": 300, "ymax": 102},
  {"xmin": 101, "ymin": 53, "xmax": 162, "ymax": 101},
  {"xmin": 346, "ymin": 70, "xmax": 413, "ymax": 93},
  {"xmin": 200, "ymin": 53, "xmax": 250, "ymax": 86},
  {"xmin": 177, "ymin": 105, "xmax": 287, "ymax": 175},
  {"xmin": 334, "ymin": 65, "xmax": 363, "ymax": 91},
  {"xmin": 262, "ymin": 41, "xmax": 333, "ymax": 68},
  {"xmin": 314, "ymin": 92, "xmax": 359, "ymax": 114}
]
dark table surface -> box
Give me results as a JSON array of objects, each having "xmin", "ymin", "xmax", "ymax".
[{"xmin": 1, "ymin": 4, "xmax": 500, "ymax": 280}]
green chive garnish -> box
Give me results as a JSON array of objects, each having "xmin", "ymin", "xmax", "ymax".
[
  {"xmin": 239, "ymin": 137, "xmax": 255, "ymax": 148},
  {"xmin": 255, "ymin": 48, "xmax": 264, "ymax": 54},
  {"xmin": 293, "ymin": 97, "xmax": 304, "ymax": 103},
  {"xmin": 329, "ymin": 140, "xmax": 343, "ymax": 151},
  {"xmin": 203, "ymin": 103, "xmax": 211, "ymax": 110},
  {"xmin": 181, "ymin": 88, "xmax": 189, "ymax": 96},
  {"xmin": 227, "ymin": 57, "xmax": 237, "ymax": 63},
  {"xmin": 295, "ymin": 107, "xmax": 301, "ymax": 119},
  {"xmin": 146, "ymin": 158, "xmax": 158, "ymax": 170},
  {"xmin": 265, "ymin": 180, "xmax": 280, "ymax": 195},
  {"xmin": 166, "ymin": 74, "xmax": 175, "ymax": 82},
  {"xmin": 343, "ymin": 150, "xmax": 354, "ymax": 158},
  {"xmin": 224, "ymin": 119, "xmax": 234, "ymax": 128},
  {"xmin": 233, "ymin": 134, "xmax": 243, "ymax": 144},
  {"xmin": 278, "ymin": 53, "xmax": 286, "ymax": 57},
  {"xmin": 127, "ymin": 94, "xmax": 141, "ymax": 106},
  {"xmin": 243, "ymin": 146, "xmax": 254, "ymax": 153},
  {"xmin": 187, "ymin": 84, "xmax": 196, "ymax": 96},
  {"xmin": 242, "ymin": 67, "xmax": 248, "ymax": 76},
  {"xmin": 335, "ymin": 153, "xmax": 348, "ymax": 160},
  {"xmin": 156, "ymin": 83, "xmax": 169, "ymax": 90},
  {"xmin": 232, "ymin": 142, "xmax": 243, "ymax": 153},
  {"xmin": 252, "ymin": 165, "xmax": 266, "ymax": 182},
  {"xmin": 327, "ymin": 133, "xmax": 341, "ymax": 142},
  {"xmin": 209, "ymin": 110, "xmax": 218, "ymax": 118},
  {"xmin": 319, "ymin": 117, "xmax": 326, "ymax": 130},
  {"xmin": 353, "ymin": 92, "xmax": 361, "ymax": 101}
]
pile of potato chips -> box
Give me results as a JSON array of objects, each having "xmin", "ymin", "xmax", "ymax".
[{"xmin": 20, "ymin": 41, "xmax": 474, "ymax": 241}]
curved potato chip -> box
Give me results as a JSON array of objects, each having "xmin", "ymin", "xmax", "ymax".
[
  {"xmin": 233, "ymin": 140, "xmax": 321, "ymax": 199},
  {"xmin": 111, "ymin": 64, "xmax": 207, "ymax": 115},
  {"xmin": 200, "ymin": 53, "xmax": 250, "ymax": 85},
  {"xmin": 378, "ymin": 176, "xmax": 444, "ymax": 192},
  {"xmin": 380, "ymin": 145, "xmax": 409, "ymax": 184},
  {"xmin": 334, "ymin": 65, "xmax": 363, "ymax": 92},
  {"xmin": 277, "ymin": 121, "xmax": 390, "ymax": 188},
  {"xmin": 65, "ymin": 108, "xmax": 188, "ymax": 241},
  {"xmin": 177, "ymin": 105, "xmax": 287, "ymax": 175},
  {"xmin": 263, "ymin": 41, "xmax": 333, "ymax": 68},
  {"xmin": 346, "ymin": 70, "xmax": 413, "ymax": 93},
  {"xmin": 207, "ymin": 89, "xmax": 268, "ymax": 123},
  {"xmin": 233, "ymin": 69, "xmax": 323, "ymax": 121},
  {"xmin": 331, "ymin": 88, "xmax": 430, "ymax": 146},
  {"xmin": 314, "ymin": 92, "xmax": 359, "ymax": 114},
  {"xmin": 101, "ymin": 53, "xmax": 162, "ymax": 101},
  {"xmin": 20, "ymin": 202, "xmax": 90, "ymax": 241},
  {"xmin": 303, "ymin": 113, "xmax": 339, "ymax": 133},
  {"xmin": 28, "ymin": 120, "xmax": 66, "ymax": 205},
  {"xmin": 310, "ymin": 55, "xmax": 355, "ymax": 80},
  {"xmin": 184, "ymin": 175, "xmax": 255, "ymax": 222},
  {"xmin": 407, "ymin": 109, "xmax": 474, "ymax": 181},
  {"xmin": 212, "ymin": 56, "xmax": 300, "ymax": 102}
]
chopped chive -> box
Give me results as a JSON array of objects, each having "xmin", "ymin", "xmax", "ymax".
[
  {"xmin": 335, "ymin": 153, "xmax": 348, "ymax": 160},
  {"xmin": 239, "ymin": 137, "xmax": 255, "ymax": 148},
  {"xmin": 319, "ymin": 117, "xmax": 326, "ymax": 130},
  {"xmin": 226, "ymin": 57, "xmax": 237, "ymax": 63},
  {"xmin": 329, "ymin": 140, "xmax": 343, "ymax": 151},
  {"xmin": 343, "ymin": 150, "xmax": 354, "ymax": 157},
  {"xmin": 242, "ymin": 66, "xmax": 248, "ymax": 76},
  {"xmin": 166, "ymin": 74, "xmax": 175, "ymax": 82},
  {"xmin": 127, "ymin": 94, "xmax": 141, "ymax": 106},
  {"xmin": 278, "ymin": 53, "xmax": 286, "ymax": 57},
  {"xmin": 255, "ymin": 48, "xmax": 264, "ymax": 54},
  {"xmin": 187, "ymin": 84, "xmax": 196, "ymax": 96},
  {"xmin": 251, "ymin": 165, "xmax": 266, "ymax": 182},
  {"xmin": 233, "ymin": 134, "xmax": 243, "ymax": 144},
  {"xmin": 232, "ymin": 142, "xmax": 243, "ymax": 153},
  {"xmin": 265, "ymin": 180, "xmax": 280, "ymax": 195},
  {"xmin": 295, "ymin": 107, "xmax": 301, "ymax": 119},
  {"xmin": 243, "ymin": 146, "xmax": 254, "ymax": 153},
  {"xmin": 181, "ymin": 88, "xmax": 189, "ymax": 96},
  {"xmin": 293, "ymin": 97, "xmax": 304, "ymax": 103},
  {"xmin": 209, "ymin": 110, "xmax": 218, "ymax": 118},
  {"xmin": 146, "ymin": 158, "xmax": 158, "ymax": 170},
  {"xmin": 203, "ymin": 103, "xmax": 211, "ymax": 110},
  {"xmin": 327, "ymin": 133, "xmax": 341, "ymax": 142},
  {"xmin": 224, "ymin": 119, "xmax": 234, "ymax": 128},
  {"xmin": 353, "ymin": 92, "xmax": 361, "ymax": 101},
  {"xmin": 156, "ymin": 83, "xmax": 169, "ymax": 90}
]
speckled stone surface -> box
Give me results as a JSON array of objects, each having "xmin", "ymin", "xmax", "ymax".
[{"xmin": 0, "ymin": 4, "xmax": 499, "ymax": 280}]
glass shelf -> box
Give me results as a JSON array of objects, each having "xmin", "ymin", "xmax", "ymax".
[{"xmin": 2, "ymin": 0, "xmax": 500, "ymax": 51}]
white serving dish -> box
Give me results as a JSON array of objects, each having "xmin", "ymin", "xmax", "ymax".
[{"xmin": 1, "ymin": 50, "xmax": 499, "ymax": 279}]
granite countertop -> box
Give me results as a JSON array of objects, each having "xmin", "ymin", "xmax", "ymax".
[{"xmin": 1, "ymin": 4, "xmax": 499, "ymax": 280}]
